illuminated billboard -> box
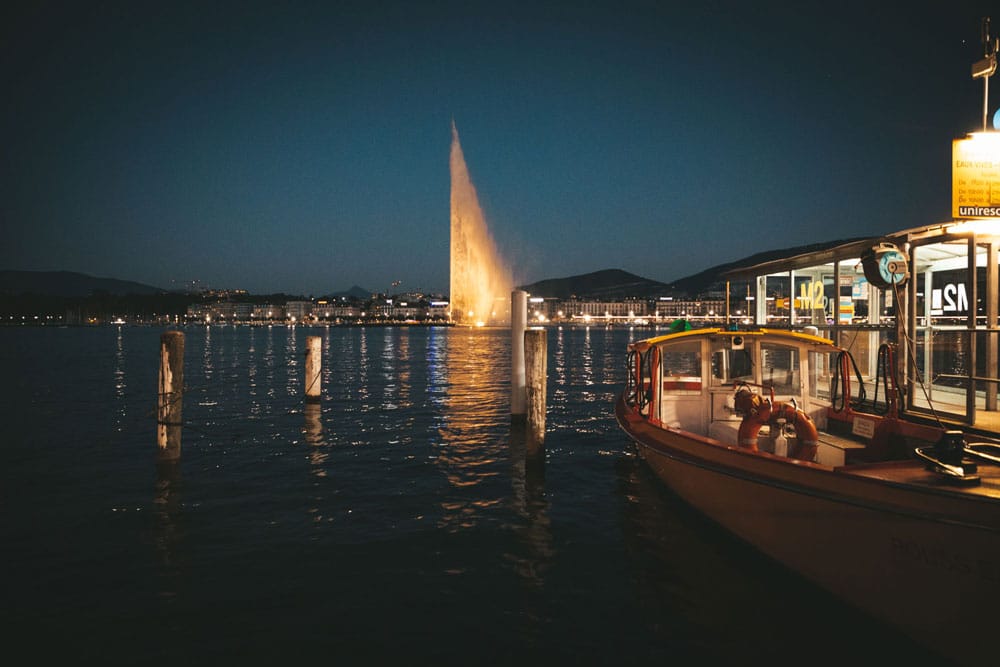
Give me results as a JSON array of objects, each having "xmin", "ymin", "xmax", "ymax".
[{"xmin": 952, "ymin": 133, "xmax": 1000, "ymax": 218}]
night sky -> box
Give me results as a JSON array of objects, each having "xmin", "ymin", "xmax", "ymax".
[{"xmin": 3, "ymin": 1, "xmax": 997, "ymax": 296}]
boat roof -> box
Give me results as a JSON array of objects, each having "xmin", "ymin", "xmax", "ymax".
[
  {"xmin": 718, "ymin": 221, "xmax": 963, "ymax": 282},
  {"xmin": 629, "ymin": 327, "xmax": 842, "ymax": 351},
  {"xmin": 719, "ymin": 238, "xmax": 878, "ymax": 281}
]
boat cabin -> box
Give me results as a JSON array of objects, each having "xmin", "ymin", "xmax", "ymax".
[{"xmin": 628, "ymin": 328, "xmax": 877, "ymax": 466}]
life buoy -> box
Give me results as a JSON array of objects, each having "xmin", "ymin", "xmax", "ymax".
[{"xmin": 734, "ymin": 390, "xmax": 818, "ymax": 461}]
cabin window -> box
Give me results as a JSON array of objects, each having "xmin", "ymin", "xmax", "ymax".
[
  {"xmin": 761, "ymin": 342, "xmax": 800, "ymax": 396},
  {"xmin": 660, "ymin": 341, "xmax": 702, "ymax": 394},
  {"xmin": 710, "ymin": 342, "xmax": 755, "ymax": 385},
  {"xmin": 808, "ymin": 350, "xmax": 838, "ymax": 401}
]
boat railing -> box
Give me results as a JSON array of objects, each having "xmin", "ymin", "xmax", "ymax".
[{"xmin": 966, "ymin": 442, "xmax": 1000, "ymax": 465}]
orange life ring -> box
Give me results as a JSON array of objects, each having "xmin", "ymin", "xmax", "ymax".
[{"xmin": 735, "ymin": 395, "xmax": 818, "ymax": 461}]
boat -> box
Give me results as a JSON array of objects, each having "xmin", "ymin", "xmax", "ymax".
[{"xmin": 615, "ymin": 325, "xmax": 1000, "ymax": 665}]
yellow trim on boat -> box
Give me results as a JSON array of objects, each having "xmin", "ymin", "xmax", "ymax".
[{"xmin": 631, "ymin": 327, "xmax": 838, "ymax": 349}]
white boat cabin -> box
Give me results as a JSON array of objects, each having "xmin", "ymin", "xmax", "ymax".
[{"xmin": 628, "ymin": 328, "xmax": 866, "ymax": 465}]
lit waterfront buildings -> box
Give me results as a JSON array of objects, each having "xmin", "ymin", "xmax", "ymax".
[{"xmin": 180, "ymin": 293, "xmax": 730, "ymax": 326}]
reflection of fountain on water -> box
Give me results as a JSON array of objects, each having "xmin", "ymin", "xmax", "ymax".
[
  {"xmin": 450, "ymin": 121, "xmax": 513, "ymax": 326},
  {"xmin": 432, "ymin": 330, "xmax": 509, "ymax": 531}
]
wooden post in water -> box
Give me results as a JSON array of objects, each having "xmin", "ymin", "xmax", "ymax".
[
  {"xmin": 305, "ymin": 335, "xmax": 322, "ymax": 403},
  {"xmin": 157, "ymin": 331, "xmax": 184, "ymax": 461},
  {"xmin": 511, "ymin": 290, "xmax": 527, "ymax": 421},
  {"xmin": 525, "ymin": 328, "xmax": 547, "ymax": 453}
]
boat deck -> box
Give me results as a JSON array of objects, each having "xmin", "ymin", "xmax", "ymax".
[{"xmin": 837, "ymin": 458, "xmax": 1000, "ymax": 498}]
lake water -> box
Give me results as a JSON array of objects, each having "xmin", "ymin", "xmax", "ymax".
[{"xmin": 1, "ymin": 325, "xmax": 936, "ymax": 665}]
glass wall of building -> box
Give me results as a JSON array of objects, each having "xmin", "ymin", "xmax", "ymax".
[
  {"xmin": 909, "ymin": 231, "xmax": 999, "ymax": 429},
  {"xmin": 723, "ymin": 223, "xmax": 1000, "ymax": 432}
]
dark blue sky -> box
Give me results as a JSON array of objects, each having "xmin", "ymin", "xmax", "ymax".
[{"xmin": 2, "ymin": 1, "xmax": 997, "ymax": 295}]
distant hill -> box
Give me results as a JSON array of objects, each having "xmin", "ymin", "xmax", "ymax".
[
  {"xmin": 326, "ymin": 285, "xmax": 372, "ymax": 300},
  {"xmin": 520, "ymin": 239, "xmax": 871, "ymax": 300},
  {"xmin": 519, "ymin": 269, "xmax": 677, "ymax": 300},
  {"xmin": 0, "ymin": 270, "xmax": 167, "ymax": 297}
]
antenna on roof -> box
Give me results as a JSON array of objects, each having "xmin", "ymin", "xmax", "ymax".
[{"xmin": 972, "ymin": 16, "xmax": 998, "ymax": 131}]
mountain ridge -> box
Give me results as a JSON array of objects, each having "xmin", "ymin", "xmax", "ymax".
[
  {"xmin": 4, "ymin": 238, "xmax": 869, "ymax": 300},
  {"xmin": 0, "ymin": 270, "xmax": 168, "ymax": 297},
  {"xmin": 518, "ymin": 268, "xmax": 674, "ymax": 300}
]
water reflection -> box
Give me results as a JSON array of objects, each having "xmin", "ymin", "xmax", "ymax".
[
  {"xmin": 426, "ymin": 326, "xmax": 448, "ymax": 410},
  {"xmin": 396, "ymin": 329, "xmax": 411, "ymax": 409},
  {"xmin": 581, "ymin": 326, "xmax": 594, "ymax": 387},
  {"xmin": 433, "ymin": 329, "xmax": 508, "ymax": 531},
  {"xmin": 553, "ymin": 327, "xmax": 568, "ymax": 407},
  {"xmin": 357, "ymin": 328, "xmax": 369, "ymax": 404},
  {"xmin": 264, "ymin": 325, "xmax": 276, "ymax": 405},
  {"xmin": 304, "ymin": 401, "xmax": 329, "ymax": 478},
  {"xmin": 285, "ymin": 327, "xmax": 298, "ymax": 398},
  {"xmin": 508, "ymin": 424, "xmax": 553, "ymax": 587},
  {"xmin": 153, "ymin": 461, "xmax": 182, "ymax": 601},
  {"xmin": 381, "ymin": 329, "xmax": 398, "ymax": 410},
  {"xmin": 113, "ymin": 326, "xmax": 127, "ymax": 432},
  {"xmin": 202, "ymin": 324, "xmax": 213, "ymax": 382},
  {"xmin": 248, "ymin": 327, "xmax": 260, "ymax": 417}
]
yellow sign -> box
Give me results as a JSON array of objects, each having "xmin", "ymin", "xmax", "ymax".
[
  {"xmin": 798, "ymin": 280, "xmax": 828, "ymax": 310},
  {"xmin": 953, "ymin": 134, "xmax": 1000, "ymax": 218}
]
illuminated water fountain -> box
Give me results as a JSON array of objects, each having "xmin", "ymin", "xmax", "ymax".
[{"xmin": 449, "ymin": 122, "xmax": 513, "ymax": 326}]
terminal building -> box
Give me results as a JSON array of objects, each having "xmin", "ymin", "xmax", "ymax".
[{"xmin": 720, "ymin": 219, "xmax": 998, "ymax": 434}]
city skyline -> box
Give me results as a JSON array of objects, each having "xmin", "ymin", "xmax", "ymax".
[{"xmin": 3, "ymin": 2, "xmax": 997, "ymax": 296}]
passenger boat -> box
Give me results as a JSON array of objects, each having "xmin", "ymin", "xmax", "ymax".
[{"xmin": 615, "ymin": 326, "xmax": 1000, "ymax": 665}]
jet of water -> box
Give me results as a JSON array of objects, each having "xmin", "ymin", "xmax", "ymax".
[{"xmin": 450, "ymin": 121, "xmax": 513, "ymax": 326}]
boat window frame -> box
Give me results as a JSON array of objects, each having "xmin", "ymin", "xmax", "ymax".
[
  {"xmin": 709, "ymin": 338, "xmax": 756, "ymax": 387},
  {"xmin": 658, "ymin": 339, "xmax": 704, "ymax": 395},
  {"xmin": 759, "ymin": 340, "xmax": 802, "ymax": 397}
]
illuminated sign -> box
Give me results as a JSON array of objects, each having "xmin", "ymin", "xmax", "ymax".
[
  {"xmin": 798, "ymin": 280, "xmax": 828, "ymax": 311},
  {"xmin": 931, "ymin": 282, "xmax": 969, "ymax": 315},
  {"xmin": 952, "ymin": 134, "xmax": 1000, "ymax": 218},
  {"xmin": 839, "ymin": 296, "xmax": 854, "ymax": 323}
]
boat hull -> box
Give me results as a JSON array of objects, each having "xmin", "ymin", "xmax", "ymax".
[{"xmin": 617, "ymin": 396, "xmax": 999, "ymax": 666}]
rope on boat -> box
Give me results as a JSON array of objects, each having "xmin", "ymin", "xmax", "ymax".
[{"xmin": 891, "ymin": 280, "xmax": 947, "ymax": 430}]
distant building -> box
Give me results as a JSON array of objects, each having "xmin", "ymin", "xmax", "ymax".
[
  {"xmin": 562, "ymin": 298, "xmax": 648, "ymax": 319},
  {"xmin": 284, "ymin": 300, "xmax": 312, "ymax": 322},
  {"xmin": 252, "ymin": 304, "xmax": 284, "ymax": 320},
  {"xmin": 427, "ymin": 300, "xmax": 449, "ymax": 320}
]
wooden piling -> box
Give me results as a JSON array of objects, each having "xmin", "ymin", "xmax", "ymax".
[
  {"xmin": 305, "ymin": 335, "xmax": 322, "ymax": 403},
  {"xmin": 525, "ymin": 328, "xmax": 547, "ymax": 452},
  {"xmin": 157, "ymin": 331, "xmax": 184, "ymax": 461},
  {"xmin": 511, "ymin": 290, "xmax": 528, "ymax": 419}
]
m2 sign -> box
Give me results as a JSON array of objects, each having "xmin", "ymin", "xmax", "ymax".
[
  {"xmin": 931, "ymin": 282, "xmax": 969, "ymax": 316},
  {"xmin": 928, "ymin": 267, "xmax": 987, "ymax": 317}
]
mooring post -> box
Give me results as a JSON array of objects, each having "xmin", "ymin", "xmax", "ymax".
[
  {"xmin": 525, "ymin": 328, "xmax": 547, "ymax": 452},
  {"xmin": 511, "ymin": 290, "xmax": 528, "ymax": 420},
  {"xmin": 305, "ymin": 335, "xmax": 322, "ymax": 403},
  {"xmin": 157, "ymin": 331, "xmax": 184, "ymax": 461}
]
